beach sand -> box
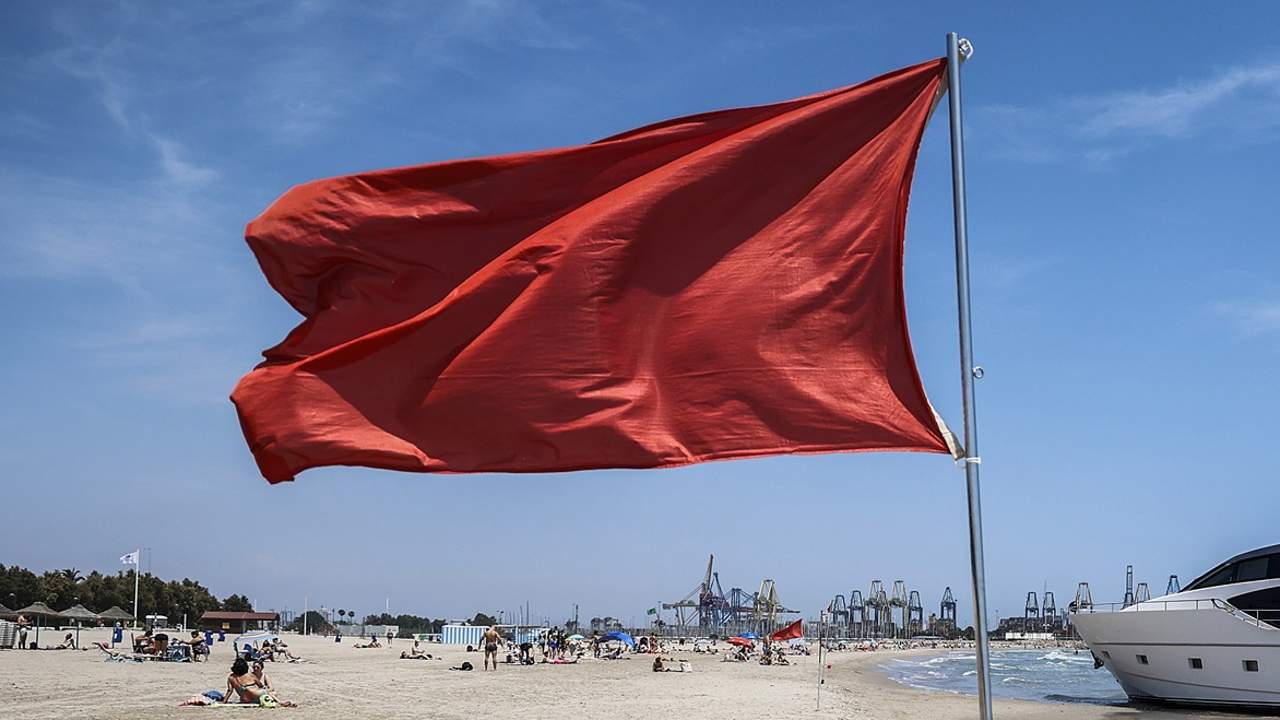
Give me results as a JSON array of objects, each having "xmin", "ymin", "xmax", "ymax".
[{"xmin": 0, "ymin": 628, "xmax": 1257, "ymax": 719}]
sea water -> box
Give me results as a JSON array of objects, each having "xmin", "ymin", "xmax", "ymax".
[{"xmin": 881, "ymin": 648, "xmax": 1129, "ymax": 705}]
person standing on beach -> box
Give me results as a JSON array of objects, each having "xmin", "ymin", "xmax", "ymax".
[
  {"xmin": 386, "ymin": 629, "xmax": 393, "ymax": 646},
  {"xmin": 16, "ymin": 614, "xmax": 29, "ymax": 649},
  {"xmin": 482, "ymin": 626, "xmax": 502, "ymax": 670}
]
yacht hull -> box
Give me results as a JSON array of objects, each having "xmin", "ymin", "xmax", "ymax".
[{"xmin": 1072, "ymin": 606, "xmax": 1280, "ymax": 708}]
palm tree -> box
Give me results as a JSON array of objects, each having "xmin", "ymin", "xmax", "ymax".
[
  {"xmin": 61, "ymin": 568, "xmax": 83, "ymax": 584},
  {"xmin": 338, "ymin": 609, "xmax": 346, "ymax": 623}
]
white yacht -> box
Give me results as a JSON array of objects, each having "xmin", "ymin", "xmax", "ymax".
[{"xmin": 1071, "ymin": 545, "xmax": 1280, "ymax": 709}]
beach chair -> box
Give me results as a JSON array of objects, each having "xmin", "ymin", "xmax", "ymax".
[{"xmin": 148, "ymin": 642, "xmax": 190, "ymax": 662}]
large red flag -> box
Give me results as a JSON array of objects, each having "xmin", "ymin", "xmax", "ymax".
[
  {"xmin": 769, "ymin": 619, "xmax": 805, "ymax": 642},
  {"xmin": 232, "ymin": 58, "xmax": 956, "ymax": 484}
]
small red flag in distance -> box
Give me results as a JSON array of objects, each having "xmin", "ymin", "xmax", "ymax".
[{"xmin": 769, "ymin": 619, "xmax": 805, "ymax": 642}]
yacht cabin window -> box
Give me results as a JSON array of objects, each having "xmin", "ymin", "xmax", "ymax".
[{"xmin": 1188, "ymin": 553, "xmax": 1280, "ymax": 590}]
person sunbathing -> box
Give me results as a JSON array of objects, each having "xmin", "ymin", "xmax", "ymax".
[
  {"xmin": 151, "ymin": 633, "xmax": 170, "ymax": 656},
  {"xmin": 600, "ymin": 646, "xmax": 624, "ymax": 660},
  {"xmin": 133, "ymin": 630, "xmax": 154, "ymax": 654},
  {"xmin": 353, "ymin": 638, "xmax": 382, "ymax": 649},
  {"xmin": 251, "ymin": 660, "xmax": 283, "ymax": 696},
  {"xmin": 185, "ymin": 631, "xmax": 208, "ymax": 661},
  {"xmin": 275, "ymin": 641, "xmax": 302, "ymax": 662},
  {"xmin": 224, "ymin": 658, "xmax": 265, "ymax": 704},
  {"xmin": 401, "ymin": 641, "xmax": 433, "ymax": 660},
  {"xmin": 654, "ymin": 656, "xmax": 690, "ymax": 672},
  {"xmin": 55, "ymin": 633, "xmax": 77, "ymax": 650}
]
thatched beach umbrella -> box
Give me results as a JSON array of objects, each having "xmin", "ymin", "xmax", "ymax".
[
  {"xmin": 97, "ymin": 606, "xmax": 134, "ymax": 648},
  {"xmin": 99, "ymin": 605, "xmax": 134, "ymax": 621},
  {"xmin": 0, "ymin": 603, "xmax": 15, "ymax": 620},
  {"xmin": 16, "ymin": 602, "xmax": 62, "ymax": 646},
  {"xmin": 61, "ymin": 604, "xmax": 99, "ymax": 648}
]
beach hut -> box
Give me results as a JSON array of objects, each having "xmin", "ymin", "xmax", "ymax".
[
  {"xmin": 60, "ymin": 604, "xmax": 100, "ymax": 649},
  {"xmin": 199, "ymin": 611, "xmax": 279, "ymax": 634},
  {"xmin": 441, "ymin": 624, "xmax": 487, "ymax": 647},
  {"xmin": 16, "ymin": 601, "xmax": 61, "ymax": 647}
]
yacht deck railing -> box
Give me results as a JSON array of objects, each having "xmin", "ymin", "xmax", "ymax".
[{"xmin": 1072, "ymin": 599, "xmax": 1280, "ymax": 629}]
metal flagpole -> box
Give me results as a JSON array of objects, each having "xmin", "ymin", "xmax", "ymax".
[
  {"xmin": 132, "ymin": 548, "xmax": 141, "ymax": 628},
  {"xmin": 945, "ymin": 32, "xmax": 994, "ymax": 720}
]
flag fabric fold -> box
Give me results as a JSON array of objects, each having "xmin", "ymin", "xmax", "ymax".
[
  {"xmin": 232, "ymin": 57, "xmax": 953, "ymax": 483},
  {"xmin": 120, "ymin": 551, "xmax": 139, "ymax": 565}
]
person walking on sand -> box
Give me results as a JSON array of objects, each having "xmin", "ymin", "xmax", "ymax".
[
  {"xmin": 482, "ymin": 626, "xmax": 502, "ymax": 670},
  {"xmin": 386, "ymin": 629, "xmax": 394, "ymax": 646}
]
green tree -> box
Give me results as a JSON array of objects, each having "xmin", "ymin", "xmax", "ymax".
[
  {"xmin": 284, "ymin": 610, "xmax": 331, "ymax": 634},
  {"xmin": 222, "ymin": 594, "xmax": 254, "ymax": 612},
  {"xmin": 0, "ymin": 565, "xmax": 40, "ymax": 609}
]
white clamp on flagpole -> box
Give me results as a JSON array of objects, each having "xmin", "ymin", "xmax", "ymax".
[{"xmin": 945, "ymin": 32, "xmax": 995, "ymax": 720}]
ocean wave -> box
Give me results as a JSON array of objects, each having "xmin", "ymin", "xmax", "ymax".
[{"xmin": 879, "ymin": 648, "xmax": 1123, "ymax": 706}]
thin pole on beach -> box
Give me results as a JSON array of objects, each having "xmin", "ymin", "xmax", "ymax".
[
  {"xmin": 944, "ymin": 31, "xmax": 995, "ymax": 720},
  {"xmin": 815, "ymin": 612, "xmax": 825, "ymax": 710},
  {"xmin": 132, "ymin": 548, "xmax": 140, "ymax": 628}
]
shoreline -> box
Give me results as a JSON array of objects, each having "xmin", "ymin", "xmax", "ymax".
[
  {"xmin": 837, "ymin": 647, "xmax": 1259, "ymax": 719},
  {"xmin": 0, "ymin": 628, "xmax": 1263, "ymax": 719}
]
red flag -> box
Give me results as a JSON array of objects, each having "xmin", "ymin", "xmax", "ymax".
[
  {"xmin": 769, "ymin": 620, "xmax": 805, "ymax": 642},
  {"xmin": 232, "ymin": 58, "xmax": 955, "ymax": 484}
]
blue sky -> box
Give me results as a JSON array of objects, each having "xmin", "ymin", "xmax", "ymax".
[{"xmin": 2, "ymin": 1, "xmax": 1278, "ymax": 628}]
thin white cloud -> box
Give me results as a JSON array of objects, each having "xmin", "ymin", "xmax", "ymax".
[
  {"xmin": 0, "ymin": 170, "xmax": 221, "ymax": 290},
  {"xmin": 154, "ymin": 137, "xmax": 217, "ymax": 186},
  {"xmin": 1215, "ymin": 300, "xmax": 1280, "ymax": 335},
  {"xmin": 976, "ymin": 60, "xmax": 1280, "ymax": 165},
  {"xmin": 1082, "ymin": 64, "xmax": 1280, "ymax": 138},
  {"xmin": 429, "ymin": 0, "xmax": 584, "ymax": 52}
]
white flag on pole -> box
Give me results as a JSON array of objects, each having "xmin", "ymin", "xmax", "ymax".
[{"xmin": 120, "ymin": 551, "xmax": 139, "ymax": 565}]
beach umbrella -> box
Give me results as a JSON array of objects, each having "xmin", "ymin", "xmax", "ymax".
[
  {"xmin": 727, "ymin": 636, "xmax": 754, "ymax": 648},
  {"xmin": 16, "ymin": 602, "xmax": 62, "ymax": 646},
  {"xmin": 61, "ymin": 604, "xmax": 99, "ymax": 649},
  {"xmin": 567, "ymin": 634, "xmax": 585, "ymax": 641},
  {"xmin": 0, "ymin": 603, "xmax": 14, "ymax": 620},
  {"xmin": 235, "ymin": 630, "xmax": 279, "ymax": 659},
  {"xmin": 99, "ymin": 606, "xmax": 135, "ymax": 622},
  {"xmin": 601, "ymin": 630, "xmax": 635, "ymax": 648},
  {"xmin": 740, "ymin": 631, "xmax": 761, "ymax": 640}
]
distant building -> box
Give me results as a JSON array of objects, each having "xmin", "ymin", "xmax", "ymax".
[
  {"xmin": 199, "ymin": 611, "xmax": 279, "ymax": 634},
  {"xmin": 589, "ymin": 616, "xmax": 623, "ymax": 632}
]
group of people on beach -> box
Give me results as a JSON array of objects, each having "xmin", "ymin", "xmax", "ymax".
[{"xmin": 8, "ymin": 615, "xmax": 100, "ymax": 651}]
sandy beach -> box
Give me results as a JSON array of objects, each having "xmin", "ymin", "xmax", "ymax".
[{"xmin": 0, "ymin": 628, "xmax": 1262, "ymax": 719}]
